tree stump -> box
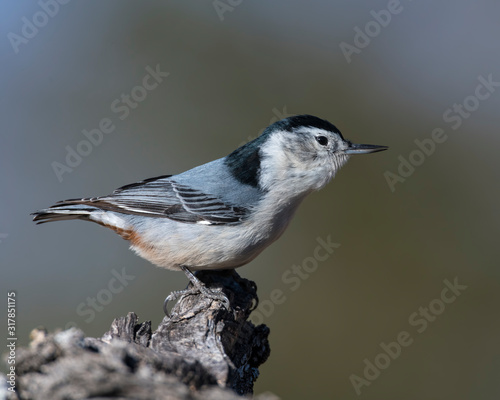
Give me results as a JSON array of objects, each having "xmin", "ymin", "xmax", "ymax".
[{"xmin": 5, "ymin": 270, "xmax": 275, "ymax": 400}]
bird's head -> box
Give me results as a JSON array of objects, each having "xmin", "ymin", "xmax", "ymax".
[{"xmin": 225, "ymin": 114, "xmax": 387, "ymax": 195}]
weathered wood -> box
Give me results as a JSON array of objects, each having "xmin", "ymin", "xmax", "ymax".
[{"xmin": 7, "ymin": 270, "xmax": 274, "ymax": 400}]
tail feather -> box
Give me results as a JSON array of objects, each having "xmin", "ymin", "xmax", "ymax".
[
  {"xmin": 32, "ymin": 210, "xmax": 93, "ymax": 224},
  {"xmin": 32, "ymin": 199, "xmax": 100, "ymax": 224},
  {"xmin": 32, "ymin": 199, "xmax": 130, "ymax": 240}
]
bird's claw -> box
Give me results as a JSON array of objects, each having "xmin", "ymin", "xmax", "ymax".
[
  {"xmin": 199, "ymin": 285, "xmax": 230, "ymax": 309},
  {"xmin": 163, "ymin": 289, "xmax": 188, "ymax": 318}
]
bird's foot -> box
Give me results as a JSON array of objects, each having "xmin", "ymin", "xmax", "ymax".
[{"xmin": 163, "ymin": 267, "xmax": 230, "ymax": 318}]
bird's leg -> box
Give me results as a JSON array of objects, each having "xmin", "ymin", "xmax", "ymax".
[{"xmin": 163, "ymin": 266, "xmax": 230, "ymax": 317}]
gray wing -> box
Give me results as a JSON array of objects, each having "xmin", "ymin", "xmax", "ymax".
[{"xmin": 59, "ymin": 175, "xmax": 251, "ymax": 225}]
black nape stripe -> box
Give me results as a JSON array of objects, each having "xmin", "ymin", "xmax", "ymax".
[{"xmin": 225, "ymin": 136, "xmax": 265, "ymax": 188}]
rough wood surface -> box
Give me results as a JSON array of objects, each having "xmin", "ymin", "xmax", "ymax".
[{"xmin": 6, "ymin": 270, "xmax": 275, "ymax": 400}]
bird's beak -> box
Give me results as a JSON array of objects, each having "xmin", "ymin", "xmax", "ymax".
[{"xmin": 344, "ymin": 143, "xmax": 388, "ymax": 155}]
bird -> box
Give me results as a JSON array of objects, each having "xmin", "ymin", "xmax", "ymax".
[{"xmin": 32, "ymin": 115, "xmax": 387, "ymax": 316}]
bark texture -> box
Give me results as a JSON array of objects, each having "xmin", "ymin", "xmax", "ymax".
[{"xmin": 6, "ymin": 270, "xmax": 275, "ymax": 400}]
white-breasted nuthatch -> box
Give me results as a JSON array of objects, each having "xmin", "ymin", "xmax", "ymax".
[{"xmin": 33, "ymin": 115, "xmax": 387, "ymax": 316}]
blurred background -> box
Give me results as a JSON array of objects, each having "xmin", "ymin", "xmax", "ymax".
[{"xmin": 1, "ymin": 1, "xmax": 500, "ymax": 398}]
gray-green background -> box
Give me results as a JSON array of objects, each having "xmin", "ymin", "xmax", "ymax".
[{"xmin": 1, "ymin": 1, "xmax": 500, "ymax": 398}]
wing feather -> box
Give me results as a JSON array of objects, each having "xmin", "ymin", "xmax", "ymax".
[{"xmin": 68, "ymin": 175, "xmax": 250, "ymax": 225}]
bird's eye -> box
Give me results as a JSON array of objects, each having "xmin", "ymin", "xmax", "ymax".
[{"xmin": 316, "ymin": 136, "xmax": 328, "ymax": 146}]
